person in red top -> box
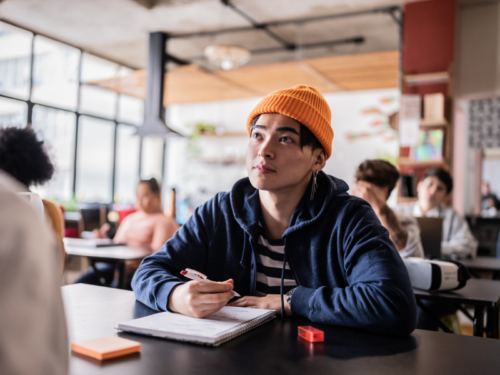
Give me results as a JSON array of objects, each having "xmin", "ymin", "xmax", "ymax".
[
  {"xmin": 113, "ymin": 179, "xmax": 178, "ymax": 251},
  {"xmin": 75, "ymin": 178, "xmax": 178, "ymax": 287}
]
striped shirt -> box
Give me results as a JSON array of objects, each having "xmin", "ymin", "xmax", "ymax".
[{"xmin": 255, "ymin": 225, "xmax": 297, "ymax": 296}]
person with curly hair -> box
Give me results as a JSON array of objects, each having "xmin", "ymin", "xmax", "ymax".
[
  {"xmin": 0, "ymin": 126, "xmax": 55, "ymax": 187},
  {"xmin": 0, "ymin": 126, "xmax": 65, "ymax": 270}
]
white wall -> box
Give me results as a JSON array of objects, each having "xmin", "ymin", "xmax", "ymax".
[
  {"xmin": 454, "ymin": 2, "xmax": 500, "ymax": 214},
  {"xmin": 456, "ymin": 1, "xmax": 500, "ymax": 98},
  {"xmin": 164, "ymin": 88, "xmax": 399, "ymax": 222}
]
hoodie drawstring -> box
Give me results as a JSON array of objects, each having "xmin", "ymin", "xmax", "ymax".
[{"xmin": 280, "ymin": 252, "xmax": 286, "ymax": 318}]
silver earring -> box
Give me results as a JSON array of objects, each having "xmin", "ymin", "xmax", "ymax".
[{"xmin": 310, "ymin": 171, "xmax": 318, "ymax": 200}]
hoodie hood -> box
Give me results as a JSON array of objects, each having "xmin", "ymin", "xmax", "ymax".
[{"xmin": 230, "ymin": 171, "xmax": 349, "ymax": 240}]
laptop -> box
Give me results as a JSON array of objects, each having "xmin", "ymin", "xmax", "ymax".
[{"xmin": 415, "ymin": 217, "xmax": 443, "ymax": 259}]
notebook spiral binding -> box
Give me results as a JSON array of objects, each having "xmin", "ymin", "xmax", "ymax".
[{"xmin": 214, "ymin": 312, "xmax": 276, "ymax": 346}]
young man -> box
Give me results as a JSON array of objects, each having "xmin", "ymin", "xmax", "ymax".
[
  {"xmin": 351, "ymin": 160, "xmax": 424, "ymax": 258},
  {"xmin": 396, "ymin": 169, "xmax": 478, "ymax": 260},
  {"xmin": 132, "ymin": 85, "xmax": 417, "ymax": 336}
]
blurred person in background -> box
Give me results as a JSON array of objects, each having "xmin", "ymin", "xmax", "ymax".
[
  {"xmin": 351, "ymin": 160, "xmax": 424, "ymax": 258},
  {"xmin": 76, "ymin": 178, "xmax": 179, "ymax": 287},
  {"xmin": 0, "ymin": 126, "xmax": 66, "ymax": 271},
  {"xmin": 395, "ymin": 169, "xmax": 478, "ymax": 260},
  {"xmin": 482, "ymin": 181, "xmax": 500, "ymax": 217},
  {"xmin": 0, "ymin": 170, "xmax": 68, "ymax": 375}
]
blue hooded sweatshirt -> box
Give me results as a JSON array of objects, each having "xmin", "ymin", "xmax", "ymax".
[{"xmin": 132, "ymin": 172, "xmax": 417, "ymax": 336}]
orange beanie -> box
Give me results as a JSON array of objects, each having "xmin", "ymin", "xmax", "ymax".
[{"xmin": 246, "ymin": 85, "xmax": 334, "ymax": 159}]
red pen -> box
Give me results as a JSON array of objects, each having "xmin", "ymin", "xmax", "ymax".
[{"xmin": 180, "ymin": 268, "xmax": 241, "ymax": 297}]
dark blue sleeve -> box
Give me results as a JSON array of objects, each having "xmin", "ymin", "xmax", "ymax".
[
  {"xmin": 291, "ymin": 201, "xmax": 417, "ymax": 336},
  {"xmin": 131, "ymin": 194, "xmax": 221, "ymax": 311}
]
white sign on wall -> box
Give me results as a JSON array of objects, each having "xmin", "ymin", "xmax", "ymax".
[{"xmin": 399, "ymin": 95, "xmax": 421, "ymax": 147}]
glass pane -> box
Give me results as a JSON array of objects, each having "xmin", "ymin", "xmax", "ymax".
[
  {"xmin": 0, "ymin": 22, "xmax": 32, "ymax": 99},
  {"xmin": 79, "ymin": 53, "xmax": 119, "ymax": 118},
  {"xmin": 0, "ymin": 97, "xmax": 27, "ymax": 128},
  {"xmin": 141, "ymin": 137, "xmax": 164, "ymax": 181},
  {"xmin": 115, "ymin": 124, "xmax": 140, "ymax": 203},
  {"xmin": 32, "ymin": 36, "xmax": 80, "ymax": 110},
  {"xmin": 118, "ymin": 95, "xmax": 143, "ymax": 125},
  {"xmin": 31, "ymin": 106, "xmax": 76, "ymax": 200},
  {"xmin": 76, "ymin": 116, "xmax": 114, "ymax": 203}
]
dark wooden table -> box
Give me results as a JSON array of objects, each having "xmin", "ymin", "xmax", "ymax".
[
  {"xmin": 413, "ymin": 279, "xmax": 500, "ymax": 338},
  {"xmin": 63, "ymin": 284, "xmax": 500, "ymax": 375},
  {"xmin": 461, "ymin": 257, "xmax": 500, "ymax": 278},
  {"xmin": 64, "ymin": 243, "xmax": 151, "ymax": 288}
]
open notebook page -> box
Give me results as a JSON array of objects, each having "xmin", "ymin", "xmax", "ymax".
[{"xmin": 117, "ymin": 306, "xmax": 275, "ymax": 344}]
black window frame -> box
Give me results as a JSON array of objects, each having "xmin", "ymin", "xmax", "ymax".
[{"xmin": 0, "ymin": 19, "xmax": 165, "ymax": 204}]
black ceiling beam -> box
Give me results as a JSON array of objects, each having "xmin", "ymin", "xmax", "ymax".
[
  {"xmin": 221, "ymin": 0, "xmax": 294, "ymax": 50},
  {"xmin": 387, "ymin": 7, "xmax": 402, "ymax": 27},
  {"xmin": 165, "ymin": 53, "xmax": 190, "ymax": 66},
  {"xmin": 262, "ymin": 6, "xmax": 401, "ymax": 28},
  {"xmin": 169, "ymin": 5, "xmax": 401, "ymax": 39},
  {"xmin": 246, "ymin": 36, "xmax": 364, "ymax": 55},
  {"xmin": 188, "ymin": 36, "xmax": 364, "ymax": 61}
]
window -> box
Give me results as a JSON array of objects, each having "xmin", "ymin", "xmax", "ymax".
[
  {"xmin": 32, "ymin": 36, "xmax": 80, "ymax": 110},
  {"xmin": 0, "ymin": 22, "xmax": 32, "ymax": 100},
  {"xmin": 31, "ymin": 106, "xmax": 76, "ymax": 200},
  {"xmin": 141, "ymin": 137, "xmax": 164, "ymax": 181},
  {"xmin": 0, "ymin": 23, "xmax": 159, "ymax": 204},
  {"xmin": 0, "ymin": 97, "xmax": 27, "ymax": 128},
  {"xmin": 115, "ymin": 124, "xmax": 140, "ymax": 203},
  {"xmin": 79, "ymin": 53, "xmax": 119, "ymax": 119},
  {"xmin": 76, "ymin": 116, "xmax": 115, "ymax": 202},
  {"xmin": 118, "ymin": 95, "xmax": 144, "ymax": 125}
]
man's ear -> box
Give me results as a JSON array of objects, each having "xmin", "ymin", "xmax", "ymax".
[{"xmin": 313, "ymin": 149, "xmax": 327, "ymax": 171}]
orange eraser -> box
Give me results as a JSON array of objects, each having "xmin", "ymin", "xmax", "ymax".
[
  {"xmin": 71, "ymin": 336, "xmax": 141, "ymax": 361},
  {"xmin": 298, "ymin": 326, "xmax": 324, "ymax": 342}
]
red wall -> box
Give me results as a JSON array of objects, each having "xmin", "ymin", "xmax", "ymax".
[
  {"xmin": 400, "ymin": 0, "xmax": 457, "ymax": 191},
  {"xmin": 403, "ymin": 0, "xmax": 456, "ymax": 76}
]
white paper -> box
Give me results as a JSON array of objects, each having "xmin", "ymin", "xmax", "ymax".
[
  {"xmin": 399, "ymin": 118, "xmax": 420, "ymax": 147},
  {"xmin": 399, "ymin": 95, "xmax": 421, "ymax": 147},
  {"xmin": 118, "ymin": 306, "xmax": 274, "ymax": 339}
]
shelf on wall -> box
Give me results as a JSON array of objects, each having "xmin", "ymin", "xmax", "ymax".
[
  {"xmin": 398, "ymin": 158, "xmax": 447, "ymax": 167},
  {"xmin": 404, "ymin": 71, "xmax": 450, "ymax": 86},
  {"xmin": 419, "ymin": 119, "xmax": 448, "ymax": 128}
]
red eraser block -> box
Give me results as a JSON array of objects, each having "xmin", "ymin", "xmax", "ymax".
[{"xmin": 298, "ymin": 326, "xmax": 324, "ymax": 342}]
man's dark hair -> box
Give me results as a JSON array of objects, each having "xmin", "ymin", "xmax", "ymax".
[
  {"xmin": 139, "ymin": 178, "xmax": 160, "ymax": 193},
  {"xmin": 0, "ymin": 126, "xmax": 54, "ymax": 187},
  {"xmin": 355, "ymin": 159, "xmax": 400, "ymax": 198},
  {"xmin": 250, "ymin": 114, "xmax": 323, "ymax": 152},
  {"xmin": 422, "ymin": 168, "xmax": 453, "ymax": 194}
]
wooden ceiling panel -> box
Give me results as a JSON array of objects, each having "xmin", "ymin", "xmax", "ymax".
[
  {"xmin": 164, "ymin": 65, "xmax": 255, "ymax": 105},
  {"xmin": 87, "ymin": 51, "xmax": 399, "ymax": 105},
  {"xmin": 215, "ymin": 61, "xmax": 340, "ymax": 95}
]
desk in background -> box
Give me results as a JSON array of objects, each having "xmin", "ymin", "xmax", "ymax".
[
  {"xmin": 63, "ymin": 284, "xmax": 500, "ymax": 375},
  {"xmin": 461, "ymin": 257, "xmax": 500, "ymax": 279},
  {"xmin": 64, "ymin": 244, "xmax": 151, "ymax": 289},
  {"xmin": 466, "ymin": 216, "xmax": 500, "ymax": 257},
  {"xmin": 413, "ymin": 279, "xmax": 500, "ymax": 338}
]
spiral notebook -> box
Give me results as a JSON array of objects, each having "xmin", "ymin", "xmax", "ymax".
[{"xmin": 117, "ymin": 306, "xmax": 276, "ymax": 347}]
